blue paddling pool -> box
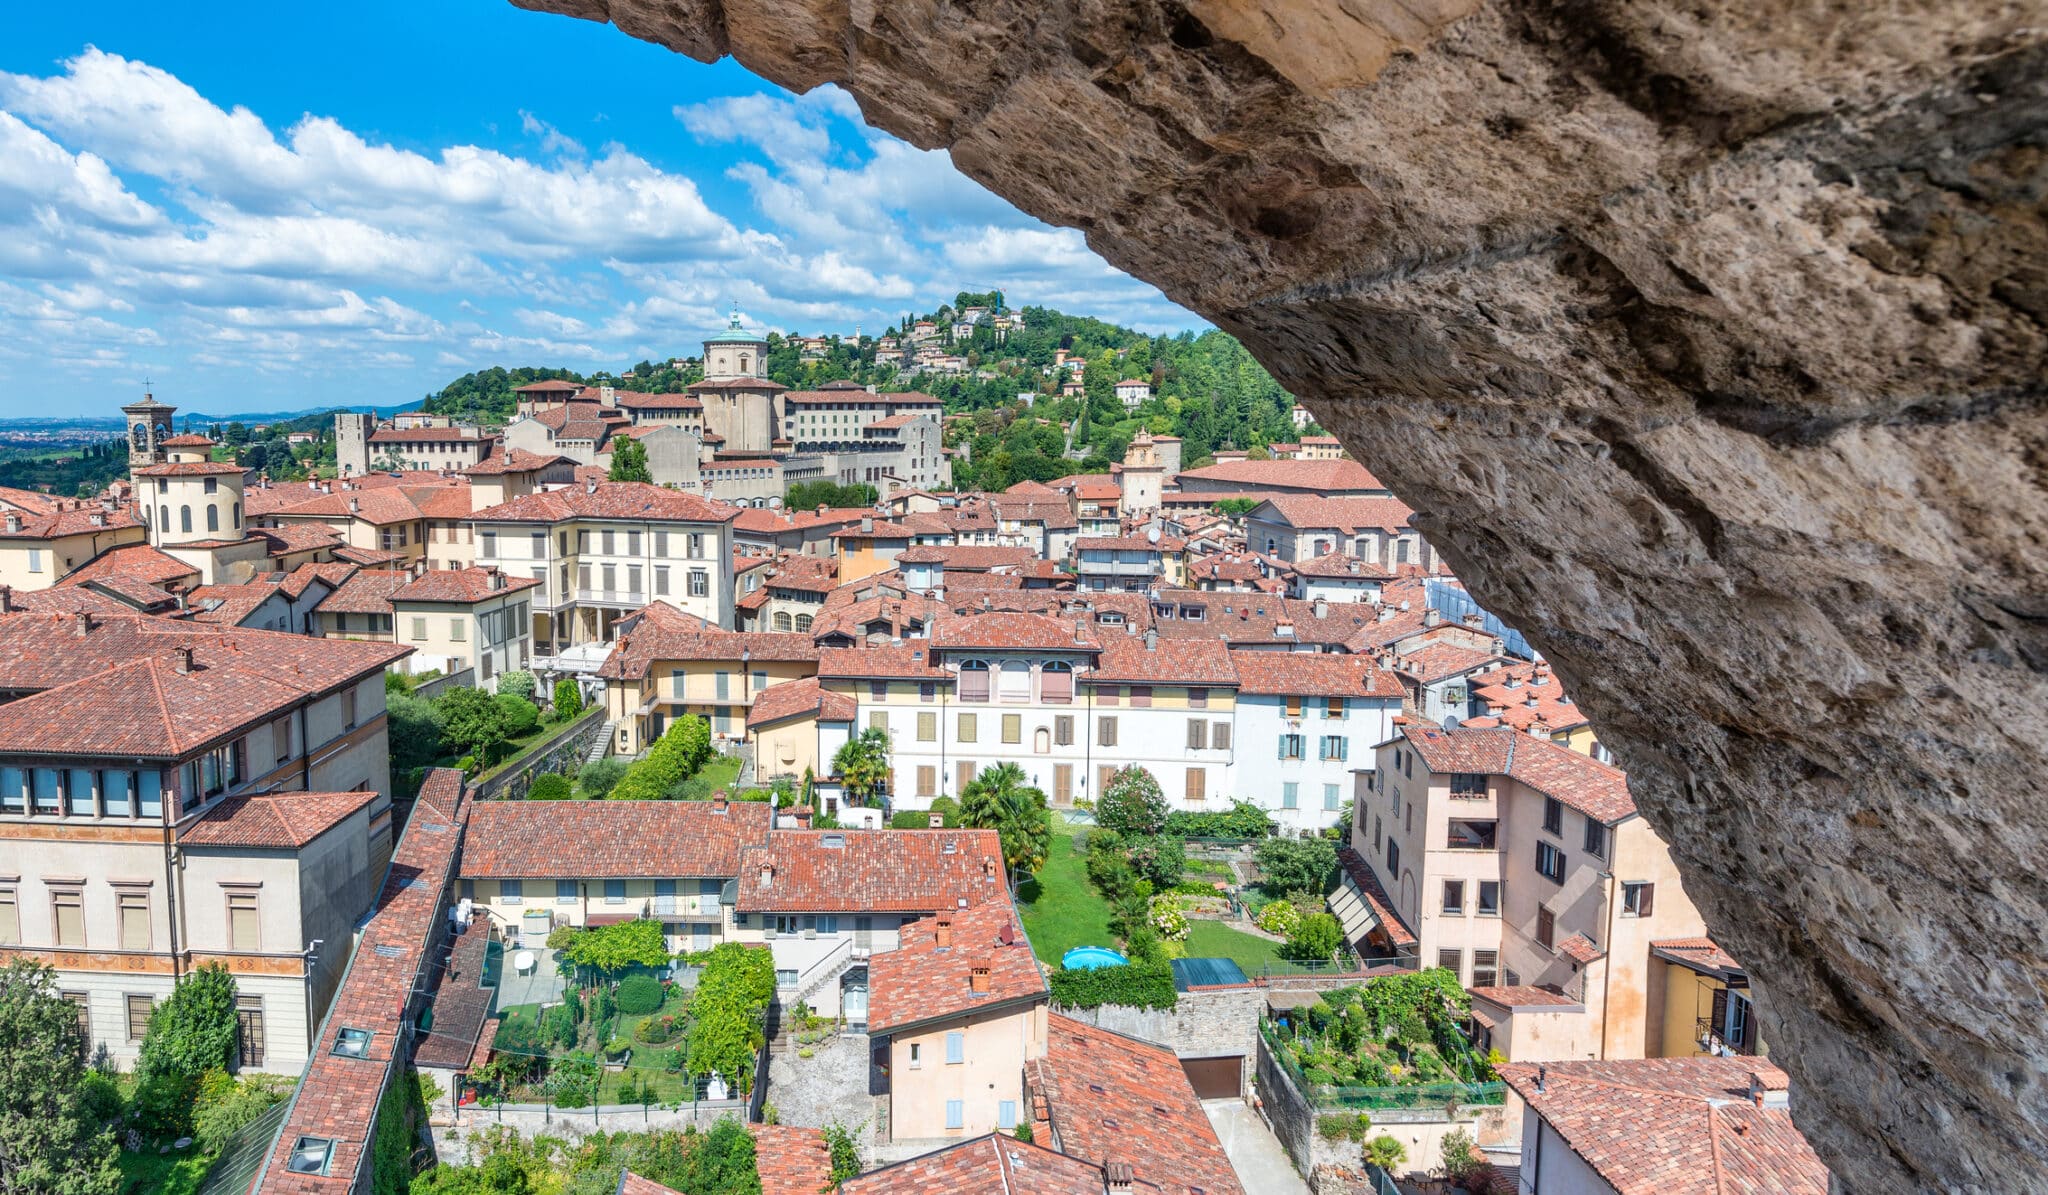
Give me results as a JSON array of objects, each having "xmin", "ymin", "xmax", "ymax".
[{"xmin": 1061, "ymin": 946, "xmax": 1129, "ymax": 970}]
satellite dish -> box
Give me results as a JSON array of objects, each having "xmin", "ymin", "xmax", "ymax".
[{"xmin": 1146, "ymin": 526, "xmax": 1160, "ymax": 544}]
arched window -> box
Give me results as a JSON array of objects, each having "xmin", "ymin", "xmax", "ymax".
[
  {"xmin": 773, "ymin": 612, "xmax": 793, "ymax": 632},
  {"xmin": 232, "ymin": 502, "xmax": 242, "ymax": 530},
  {"xmin": 1034, "ymin": 727, "xmax": 1051, "ymax": 755},
  {"xmin": 1040, "ymin": 660, "xmax": 1074, "ymax": 704},
  {"xmin": 206, "ymin": 505, "xmax": 219, "ymax": 532},
  {"xmin": 158, "ymin": 505, "xmax": 169, "ymax": 531},
  {"xmin": 179, "ymin": 506, "xmax": 192, "ymax": 533},
  {"xmin": 958, "ymin": 659, "xmax": 991, "ymax": 703},
  {"xmin": 794, "ymin": 614, "xmax": 812, "ymax": 632}
]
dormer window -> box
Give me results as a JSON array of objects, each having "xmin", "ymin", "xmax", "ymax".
[
  {"xmin": 333, "ymin": 1027, "xmax": 372, "ymax": 1058},
  {"xmin": 286, "ymin": 1137, "xmax": 334, "ymax": 1175},
  {"xmin": 821, "ymin": 834, "xmax": 845, "ymax": 849}
]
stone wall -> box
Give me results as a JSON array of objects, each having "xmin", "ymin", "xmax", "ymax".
[
  {"xmin": 504, "ymin": 4, "xmax": 2048, "ymax": 1188},
  {"xmin": 1054, "ymin": 986, "xmax": 1266, "ymax": 1093}
]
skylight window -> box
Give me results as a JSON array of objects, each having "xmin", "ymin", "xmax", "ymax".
[
  {"xmin": 287, "ymin": 1137, "xmax": 334, "ymax": 1175},
  {"xmin": 333, "ymin": 1027, "xmax": 372, "ymax": 1058}
]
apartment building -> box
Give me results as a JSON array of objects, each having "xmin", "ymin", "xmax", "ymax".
[
  {"xmin": 1244, "ymin": 495, "xmax": 1441, "ymax": 572},
  {"xmin": 0, "ymin": 614, "xmax": 408, "ymax": 1070},
  {"xmin": 747, "ymin": 677, "xmax": 856, "ymax": 790},
  {"xmin": 387, "ymin": 566, "xmax": 539, "ymax": 683},
  {"xmin": 455, "ymin": 799, "xmax": 771, "ymax": 956},
  {"xmin": 1230, "ymin": 652, "xmax": 1404, "ymax": 835},
  {"xmin": 264, "ymin": 482, "xmax": 474, "ymax": 571},
  {"xmin": 468, "ymin": 480, "xmax": 739, "ymax": 650},
  {"xmin": 1353, "ymin": 723, "xmax": 1705, "ymax": 1061},
  {"xmin": 819, "ymin": 617, "xmax": 1236, "ymax": 812},
  {"xmin": 1071, "ymin": 536, "xmax": 1172, "ymax": 592},
  {"xmin": 364, "ymin": 425, "xmax": 497, "ymax": 472},
  {"xmin": 0, "ymin": 488, "xmax": 145, "ymax": 591},
  {"xmin": 1649, "ymin": 937, "xmax": 1768, "ymax": 1060},
  {"xmin": 731, "ymin": 828, "xmax": 1009, "ymax": 1021},
  {"xmin": 867, "ymin": 900, "xmax": 1048, "ymax": 1141},
  {"xmin": 596, "ymin": 602, "xmax": 820, "ymax": 753}
]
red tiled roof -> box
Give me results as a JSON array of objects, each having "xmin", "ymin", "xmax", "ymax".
[
  {"xmin": 687, "ymin": 376, "xmax": 787, "ymax": 392},
  {"xmin": 732, "ymin": 506, "xmax": 874, "ymax": 534},
  {"xmin": 158, "ymin": 433, "xmax": 217, "ymax": 448},
  {"xmin": 746, "ymin": 677, "xmax": 856, "ymax": 728},
  {"xmin": 1027, "ymin": 1014, "xmax": 1243, "ymax": 1195},
  {"xmin": 599, "ymin": 610, "xmax": 818, "ymax": 680},
  {"xmin": 260, "ymin": 770, "xmax": 468, "ymax": 1192},
  {"xmin": 840, "ymin": 1134, "xmax": 1112, "ymax": 1194},
  {"xmin": 1229, "ymin": 651, "xmax": 1403, "ymax": 698},
  {"xmin": 391, "ymin": 567, "xmax": 542, "ymax": 605},
  {"xmin": 1394, "ymin": 641, "xmax": 1504, "ymax": 684},
  {"xmin": 1288, "ymin": 553, "xmax": 1395, "ymax": 579},
  {"xmin": 0, "ymin": 502, "xmax": 142, "ymax": 540},
  {"xmin": 1179, "ymin": 459, "xmax": 1385, "ymax": 493},
  {"xmin": 464, "ymin": 447, "xmax": 573, "ymax": 476},
  {"xmin": 1652, "ymin": 938, "xmax": 1744, "ymax": 974},
  {"xmin": 368, "ymin": 427, "xmax": 492, "ymax": 445},
  {"xmin": 2, "ymin": 585, "xmax": 152, "ymax": 617},
  {"xmin": 783, "ymin": 389, "xmax": 939, "ymax": 405},
  {"xmin": 736, "ymin": 829, "xmax": 1008, "ymax": 913},
  {"xmin": 1497, "ymin": 1057, "xmax": 1827, "ymax": 1195},
  {"xmin": 514, "ymin": 379, "xmax": 582, "ymax": 393},
  {"xmin": 461, "ymin": 799, "xmax": 772, "ymax": 878},
  {"xmin": 1469, "ymin": 985, "xmax": 1579, "ymax": 1009},
  {"xmin": 867, "ymin": 900, "xmax": 1047, "ymax": 1034},
  {"xmin": 413, "ymin": 917, "xmax": 492, "ymax": 1070},
  {"xmin": 1091, "ymin": 637, "xmax": 1235, "ymax": 685},
  {"xmin": 130, "ymin": 460, "xmax": 247, "ymax": 478},
  {"xmin": 315, "ymin": 569, "xmax": 411, "ymax": 615},
  {"xmin": 896, "ymin": 545, "xmax": 1036, "ymax": 570},
  {"xmin": 1557, "ymin": 932, "xmax": 1606, "ymax": 965},
  {"xmin": 750, "ymin": 1125, "xmax": 835, "ymax": 1195},
  {"xmin": 251, "ymin": 522, "xmax": 344, "ymax": 555},
  {"xmin": 333, "ymin": 545, "xmax": 406, "ymax": 567},
  {"xmin": 866, "ymin": 413, "xmax": 922, "ymax": 430},
  {"xmin": 183, "ymin": 581, "xmax": 284, "ymax": 626},
  {"xmin": 180, "ymin": 790, "xmax": 378, "ymax": 848},
  {"xmin": 470, "ymin": 481, "xmax": 737, "ymax": 525},
  {"xmin": 58, "ymin": 542, "xmax": 201, "ymax": 588},
  {"xmin": 612, "ymin": 391, "xmax": 703, "ymax": 410},
  {"xmin": 931, "ymin": 612, "xmax": 1100, "ymax": 653},
  {"xmin": 272, "ymin": 484, "xmax": 474, "ymax": 526}
]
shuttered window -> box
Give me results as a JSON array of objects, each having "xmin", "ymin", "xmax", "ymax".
[
  {"xmin": 118, "ymin": 891, "xmax": 150, "ymax": 951},
  {"xmin": 1186, "ymin": 720, "xmax": 1208, "ymax": 750},
  {"xmin": 51, "ymin": 889, "xmax": 83, "ymax": 947},
  {"xmin": 228, "ymin": 890, "xmax": 260, "ymax": 951}
]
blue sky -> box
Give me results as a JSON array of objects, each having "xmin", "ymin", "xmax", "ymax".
[{"xmin": 0, "ymin": 1, "xmax": 1196, "ymax": 417}]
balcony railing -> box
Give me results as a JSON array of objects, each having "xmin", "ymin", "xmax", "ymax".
[
  {"xmin": 574, "ymin": 589, "xmax": 647, "ymax": 606},
  {"xmin": 1696, "ymin": 1017, "xmax": 1759, "ymax": 1056}
]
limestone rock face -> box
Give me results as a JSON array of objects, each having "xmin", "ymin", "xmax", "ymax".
[{"xmin": 509, "ymin": 1, "xmax": 2047, "ymax": 1189}]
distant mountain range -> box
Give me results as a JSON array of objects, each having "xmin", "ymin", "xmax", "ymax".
[{"xmin": 0, "ymin": 404, "xmax": 411, "ymax": 430}]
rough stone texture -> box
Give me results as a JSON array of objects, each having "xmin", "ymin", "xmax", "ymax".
[{"xmin": 506, "ymin": 3, "xmax": 2047, "ymax": 1190}]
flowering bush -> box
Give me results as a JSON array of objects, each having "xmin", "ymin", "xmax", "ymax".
[
  {"xmin": 1150, "ymin": 894, "xmax": 1190, "ymax": 941},
  {"xmin": 1256, "ymin": 899, "xmax": 1302, "ymax": 936}
]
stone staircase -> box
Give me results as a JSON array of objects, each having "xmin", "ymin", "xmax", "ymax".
[{"xmin": 582, "ymin": 720, "xmax": 616, "ymax": 767}]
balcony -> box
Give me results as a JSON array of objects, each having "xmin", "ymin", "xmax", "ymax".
[
  {"xmin": 1697, "ymin": 1017, "xmax": 1760, "ymax": 1056},
  {"xmin": 1445, "ymin": 819, "xmax": 1499, "ymax": 850},
  {"xmin": 574, "ymin": 589, "xmax": 647, "ymax": 607},
  {"xmin": 651, "ymin": 892, "xmax": 724, "ymax": 919}
]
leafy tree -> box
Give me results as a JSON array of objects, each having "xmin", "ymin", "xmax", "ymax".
[
  {"xmin": 609, "ymin": 715, "xmax": 710, "ymax": 801},
  {"xmin": 495, "ymin": 670, "xmax": 536, "ymax": 701},
  {"xmin": 785, "ymin": 480, "xmax": 877, "ymax": 510},
  {"xmin": 495, "ymin": 694, "xmax": 540, "ymax": 739},
  {"xmin": 672, "ymin": 1118, "xmax": 760, "ymax": 1195},
  {"xmin": 526, "ymin": 773, "xmax": 572, "ymax": 801},
  {"xmin": 616, "ymin": 974, "xmax": 665, "ymax": 1015},
  {"xmin": 387, "ymin": 693, "xmax": 446, "ymax": 772},
  {"xmin": 821, "ymin": 1123, "xmax": 861, "ymax": 1189},
  {"xmin": 1281, "ymin": 912, "xmax": 1345, "ymax": 963},
  {"xmin": 609, "ymin": 437, "xmax": 652, "ymax": 483},
  {"xmin": 1363, "ymin": 1134, "xmax": 1408, "ymax": 1173},
  {"xmin": 959, "ymin": 762, "xmax": 1052, "ymax": 876},
  {"xmin": 832, "ymin": 727, "xmax": 891, "ymax": 805},
  {"xmin": 0, "ymin": 960, "xmax": 121, "ymax": 1195},
  {"xmin": 552, "ymin": 677, "xmax": 583, "ymax": 719},
  {"xmin": 1257, "ymin": 837, "xmax": 1338, "ymax": 896},
  {"xmin": 134, "ymin": 962, "xmax": 241, "ymax": 1134},
  {"xmin": 687, "ymin": 945, "xmax": 775, "ymax": 1093},
  {"xmin": 1439, "ymin": 1127, "xmax": 1480, "ymax": 1181},
  {"xmin": 1214, "ymin": 497, "xmax": 1260, "ymax": 520},
  {"xmin": 440, "ymin": 686, "xmax": 512, "ymax": 765},
  {"xmin": 578, "ymin": 758, "xmax": 627, "ymax": 798},
  {"xmin": 561, "ymin": 920, "xmax": 672, "ymax": 975},
  {"xmin": 1124, "ymin": 834, "xmax": 1186, "ymax": 889},
  {"xmin": 1096, "ymin": 766, "xmax": 1167, "ymax": 836}
]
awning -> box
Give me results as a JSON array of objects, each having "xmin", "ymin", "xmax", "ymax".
[{"xmin": 1329, "ymin": 877, "xmax": 1383, "ymax": 943}]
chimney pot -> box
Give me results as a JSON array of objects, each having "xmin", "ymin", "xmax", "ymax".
[
  {"xmin": 174, "ymin": 646, "xmax": 194, "ymax": 674},
  {"xmin": 73, "ymin": 610, "xmax": 92, "ymax": 636},
  {"xmin": 934, "ymin": 915, "xmax": 953, "ymax": 948}
]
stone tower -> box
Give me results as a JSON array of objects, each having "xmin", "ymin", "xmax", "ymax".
[
  {"xmin": 695, "ymin": 307, "xmax": 780, "ymax": 452},
  {"xmin": 138, "ymin": 435, "xmax": 245, "ymax": 549},
  {"xmin": 121, "ymin": 391, "xmax": 177, "ymax": 468},
  {"xmin": 1119, "ymin": 429, "xmax": 1164, "ymax": 518},
  {"xmin": 334, "ymin": 411, "xmax": 372, "ymax": 478}
]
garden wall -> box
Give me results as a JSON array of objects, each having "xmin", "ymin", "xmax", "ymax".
[
  {"xmin": 1257, "ymin": 1029, "xmax": 1317, "ymax": 1172},
  {"xmin": 426, "ymin": 1100, "xmax": 749, "ymax": 1161},
  {"xmin": 413, "ymin": 668, "xmax": 475, "ymax": 701},
  {"xmin": 1055, "ymin": 986, "xmax": 1266, "ymax": 1095},
  {"xmin": 472, "ymin": 708, "xmax": 607, "ymax": 800}
]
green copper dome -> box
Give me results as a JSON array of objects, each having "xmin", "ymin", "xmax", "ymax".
[{"xmin": 704, "ymin": 306, "xmax": 766, "ymax": 345}]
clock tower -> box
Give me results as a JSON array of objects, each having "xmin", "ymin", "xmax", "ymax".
[{"xmin": 121, "ymin": 390, "xmax": 177, "ymax": 468}]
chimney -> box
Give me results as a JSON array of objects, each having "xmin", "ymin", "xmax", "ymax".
[
  {"xmin": 927, "ymin": 811, "xmax": 945, "ymax": 829},
  {"xmin": 489, "ymin": 570, "xmax": 505, "ymax": 591},
  {"xmin": 586, "ymin": 479, "xmax": 598, "ymax": 494},
  {"xmin": 793, "ymin": 805, "xmax": 814, "ymax": 829},
  {"xmin": 1313, "ymin": 596, "xmax": 1328, "ymax": 620},
  {"xmin": 2, "ymin": 513, "xmax": 18, "ymax": 533},
  {"xmin": 969, "ymin": 963, "xmax": 991, "ymax": 993},
  {"xmin": 0, "ymin": 585, "xmax": 11, "ymax": 613},
  {"xmin": 935, "ymin": 914, "xmax": 953, "ymax": 948},
  {"xmin": 1104, "ymin": 1161, "xmax": 1134, "ymax": 1194},
  {"xmin": 860, "ymin": 516, "xmax": 873, "ymax": 533},
  {"xmin": 1074, "ymin": 618, "xmax": 1088, "ymax": 644},
  {"xmin": 1424, "ymin": 606, "xmax": 1442, "ymax": 627},
  {"xmin": 1463, "ymin": 611, "xmax": 1485, "ymax": 627},
  {"xmin": 174, "ymin": 646, "xmax": 194, "ymax": 674},
  {"xmin": 816, "ymin": 503, "xmax": 827, "ymax": 516},
  {"xmin": 1143, "ymin": 628, "xmax": 1158, "ymax": 651},
  {"xmin": 712, "ymin": 793, "xmax": 729, "ymax": 814},
  {"xmin": 348, "ymin": 498, "xmax": 360, "ymax": 515},
  {"xmin": 72, "ymin": 610, "xmax": 92, "ymax": 636},
  {"xmin": 1535, "ymin": 1065, "xmax": 1547, "ymax": 1094},
  {"xmin": 758, "ymin": 862, "xmax": 774, "ymax": 888}
]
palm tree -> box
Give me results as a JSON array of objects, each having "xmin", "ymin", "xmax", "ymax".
[
  {"xmin": 832, "ymin": 727, "xmax": 891, "ymax": 806},
  {"xmin": 1363, "ymin": 1134, "xmax": 1408, "ymax": 1174},
  {"xmin": 959, "ymin": 762, "xmax": 1052, "ymax": 878}
]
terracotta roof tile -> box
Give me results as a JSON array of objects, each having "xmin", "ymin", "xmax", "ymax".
[
  {"xmin": 1393, "ymin": 641, "xmax": 1505, "ymax": 684},
  {"xmin": 1335, "ymin": 846, "xmax": 1417, "ymax": 950},
  {"xmin": 931, "ymin": 612, "xmax": 1101, "ymax": 653},
  {"xmin": 1179, "ymin": 459, "xmax": 1385, "ymax": 493},
  {"xmin": 1652, "ymin": 938, "xmax": 1744, "ymax": 974},
  {"xmin": 896, "ymin": 545, "xmax": 1035, "ymax": 570},
  {"xmin": 840, "ymin": 1134, "xmax": 1112, "ymax": 1194},
  {"xmin": 0, "ymin": 502, "xmax": 142, "ymax": 540},
  {"xmin": 460, "ymin": 800, "xmax": 772, "ymax": 878},
  {"xmin": 750, "ymin": 1124, "xmax": 835, "ymax": 1195},
  {"xmin": 1229, "ymin": 651, "xmax": 1403, "ymax": 698},
  {"xmin": 1557, "ymin": 933, "xmax": 1605, "ymax": 965},
  {"xmin": 391, "ymin": 567, "xmax": 542, "ymax": 604},
  {"xmin": 1287, "ymin": 553, "xmax": 1395, "ymax": 579},
  {"xmin": 464, "ymin": 447, "xmax": 574, "ymax": 476},
  {"xmin": 1026, "ymin": 1015, "xmax": 1243, "ymax": 1195},
  {"xmin": 611, "ymin": 391, "xmax": 704, "ymax": 410},
  {"xmin": 1497, "ymin": 1057, "xmax": 1827, "ymax": 1195},
  {"xmin": 599, "ymin": 609, "xmax": 818, "ymax": 680},
  {"xmin": 746, "ymin": 677, "xmax": 856, "ymax": 728},
  {"xmin": 132, "ymin": 461, "xmax": 244, "ymax": 477},
  {"xmin": 736, "ymin": 829, "xmax": 1008, "ymax": 913},
  {"xmin": 57, "ymin": 543, "xmax": 200, "ymax": 588},
  {"xmin": 180, "ymin": 790, "xmax": 378, "ymax": 848},
  {"xmin": 470, "ymin": 481, "xmax": 737, "ymax": 525},
  {"xmin": 687, "ymin": 376, "xmax": 787, "ymax": 392},
  {"xmin": 315, "ymin": 569, "xmax": 412, "ymax": 615},
  {"xmin": 1091, "ymin": 637, "xmax": 1234, "ymax": 685},
  {"xmin": 867, "ymin": 901, "xmax": 1047, "ymax": 1034},
  {"xmin": 272, "ymin": 484, "xmax": 474, "ymax": 526},
  {"xmin": 1469, "ymin": 985, "xmax": 1579, "ymax": 1008},
  {"xmin": 368, "ymin": 427, "xmax": 494, "ymax": 445}
]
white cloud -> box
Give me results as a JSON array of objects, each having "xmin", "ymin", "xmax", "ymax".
[{"xmin": 0, "ymin": 49, "xmax": 1195, "ymax": 413}]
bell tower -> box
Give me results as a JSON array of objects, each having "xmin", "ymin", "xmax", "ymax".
[{"xmin": 122, "ymin": 390, "xmax": 177, "ymax": 468}]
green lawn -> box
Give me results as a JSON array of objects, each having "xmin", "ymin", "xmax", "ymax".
[
  {"xmin": 694, "ymin": 752, "xmax": 745, "ymax": 795},
  {"xmin": 1017, "ymin": 824, "xmax": 1114, "ymax": 965},
  {"xmin": 118, "ymin": 1149, "xmax": 211, "ymax": 1195},
  {"xmin": 1183, "ymin": 919, "xmax": 1287, "ymax": 974}
]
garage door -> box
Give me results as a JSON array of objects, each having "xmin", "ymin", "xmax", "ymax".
[{"xmin": 1181, "ymin": 1055, "xmax": 1243, "ymax": 1099}]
